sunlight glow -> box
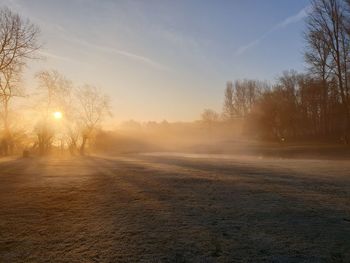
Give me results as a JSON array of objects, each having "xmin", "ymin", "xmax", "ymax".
[{"xmin": 53, "ymin": 111, "xmax": 62, "ymax": 120}]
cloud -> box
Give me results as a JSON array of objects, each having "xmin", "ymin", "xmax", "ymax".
[
  {"xmin": 235, "ymin": 5, "xmax": 311, "ymax": 56},
  {"xmin": 2, "ymin": 1, "xmax": 170, "ymax": 72},
  {"xmin": 38, "ymin": 51, "xmax": 80, "ymax": 64},
  {"xmin": 71, "ymin": 37, "xmax": 170, "ymax": 71},
  {"xmin": 50, "ymin": 27, "xmax": 170, "ymax": 72},
  {"xmin": 272, "ymin": 5, "xmax": 312, "ymax": 31},
  {"xmin": 235, "ymin": 39, "xmax": 262, "ymax": 56}
]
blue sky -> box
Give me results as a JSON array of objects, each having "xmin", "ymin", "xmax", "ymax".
[{"xmin": 3, "ymin": 0, "xmax": 310, "ymax": 122}]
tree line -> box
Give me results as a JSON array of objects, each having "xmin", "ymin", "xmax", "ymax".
[
  {"xmin": 203, "ymin": 0, "xmax": 350, "ymax": 143},
  {"xmin": 0, "ymin": 7, "xmax": 110, "ymax": 156}
]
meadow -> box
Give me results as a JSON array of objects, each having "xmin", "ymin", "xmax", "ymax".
[{"xmin": 0, "ymin": 153, "xmax": 349, "ymax": 262}]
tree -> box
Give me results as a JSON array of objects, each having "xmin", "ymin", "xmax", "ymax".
[
  {"xmin": 0, "ymin": 63, "xmax": 23, "ymax": 155},
  {"xmin": 77, "ymin": 85, "xmax": 111, "ymax": 155},
  {"xmin": 307, "ymin": 0, "xmax": 350, "ymax": 137},
  {"xmin": 36, "ymin": 70, "xmax": 72, "ymax": 117},
  {"xmin": 0, "ymin": 7, "xmax": 39, "ymax": 155},
  {"xmin": 201, "ymin": 109, "xmax": 219, "ymax": 124},
  {"xmin": 233, "ymin": 79, "xmax": 265, "ymax": 117},
  {"xmin": 0, "ymin": 7, "xmax": 39, "ymax": 71},
  {"xmin": 34, "ymin": 70, "xmax": 73, "ymax": 155},
  {"xmin": 304, "ymin": 28, "xmax": 332, "ymax": 136},
  {"xmin": 222, "ymin": 81, "xmax": 236, "ymax": 121}
]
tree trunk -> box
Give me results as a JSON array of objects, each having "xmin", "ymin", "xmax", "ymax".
[
  {"xmin": 2, "ymin": 99, "xmax": 10, "ymax": 156},
  {"xmin": 80, "ymin": 136, "xmax": 87, "ymax": 155},
  {"xmin": 322, "ymin": 77, "xmax": 329, "ymax": 137}
]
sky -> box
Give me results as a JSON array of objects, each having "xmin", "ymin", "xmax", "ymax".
[{"xmin": 2, "ymin": 0, "xmax": 310, "ymax": 123}]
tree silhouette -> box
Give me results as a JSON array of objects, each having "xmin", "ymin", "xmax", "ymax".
[
  {"xmin": 0, "ymin": 7, "xmax": 39, "ymax": 155},
  {"xmin": 77, "ymin": 85, "xmax": 111, "ymax": 155}
]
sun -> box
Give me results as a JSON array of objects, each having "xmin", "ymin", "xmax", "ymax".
[{"xmin": 53, "ymin": 111, "xmax": 62, "ymax": 120}]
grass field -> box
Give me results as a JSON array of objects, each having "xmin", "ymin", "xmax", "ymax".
[{"xmin": 0, "ymin": 154, "xmax": 349, "ymax": 262}]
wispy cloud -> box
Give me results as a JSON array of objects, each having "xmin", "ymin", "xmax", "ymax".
[
  {"xmin": 235, "ymin": 39, "xmax": 261, "ymax": 57},
  {"xmin": 272, "ymin": 5, "xmax": 312, "ymax": 31},
  {"xmin": 38, "ymin": 50, "xmax": 80, "ymax": 64},
  {"xmin": 53, "ymin": 29, "xmax": 170, "ymax": 71},
  {"xmin": 36, "ymin": 21, "xmax": 170, "ymax": 71},
  {"xmin": 66, "ymin": 35, "xmax": 170, "ymax": 71},
  {"xmin": 2, "ymin": 1, "xmax": 170, "ymax": 72},
  {"xmin": 235, "ymin": 5, "xmax": 311, "ymax": 56}
]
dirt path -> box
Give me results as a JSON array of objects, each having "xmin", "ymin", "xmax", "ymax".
[{"xmin": 0, "ymin": 155, "xmax": 349, "ymax": 262}]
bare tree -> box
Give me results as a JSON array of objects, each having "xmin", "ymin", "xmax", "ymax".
[
  {"xmin": 222, "ymin": 81, "xmax": 236, "ymax": 121},
  {"xmin": 305, "ymin": 23, "xmax": 333, "ymax": 136},
  {"xmin": 34, "ymin": 70, "xmax": 73, "ymax": 155},
  {"xmin": 201, "ymin": 108, "xmax": 219, "ymax": 124},
  {"xmin": 233, "ymin": 79, "xmax": 265, "ymax": 117},
  {"xmin": 308, "ymin": 0, "xmax": 350, "ymax": 136},
  {"xmin": 34, "ymin": 120, "xmax": 54, "ymax": 155},
  {"xmin": 0, "ymin": 7, "xmax": 39, "ymax": 71},
  {"xmin": 36, "ymin": 70, "xmax": 72, "ymax": 117},
  {"xmin": 0, "ymin": 63, "xmax": 23, "ymax": 155},
  {"xmin": 0, "ymin": 7, "xmax": 39, "ymax": 155},
  {"xmin": 66, "ymin": 123, "xmax": 80, "ymax": 155},
  {"xmin": 77, "ymin": 85, "xmax": 111, "ymax": 155}
]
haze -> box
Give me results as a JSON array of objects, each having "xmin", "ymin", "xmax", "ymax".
[
  {"xmin": 0, "ymin": 1, "xmax": 350, "ymax": 262},
  {"xmin": 3, "ymin": 0, "xmax": 309, "ymax": 122}
]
